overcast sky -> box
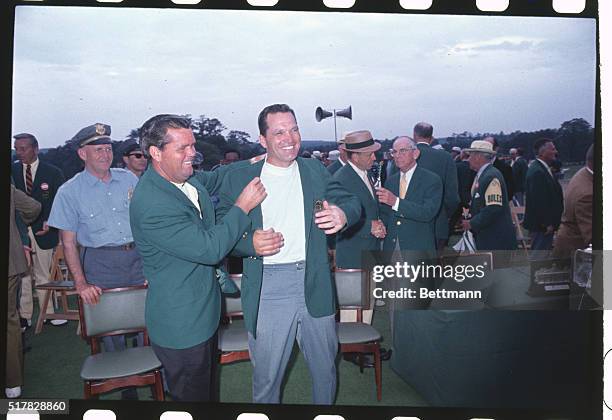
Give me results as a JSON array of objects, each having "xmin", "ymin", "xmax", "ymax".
[{"xmin": 12, "ymin": 6, "xmax": 596, "ymax": 149}]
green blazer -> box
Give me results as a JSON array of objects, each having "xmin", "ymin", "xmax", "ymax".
[
  {"xmin": 523, "ymin": 160, "xmax": 564, "ymax": 232},
  {"xmin": 130, "ymin": 166, "xmax": 251, "ymax": 349},
  {"xmin": 416, "ymin": 143, "xmax": 460, "ymax": 240},
  {"xmin": 216, "ymin": 158, "xmax": 360, "ymax": 337},
  {"xmin": 469, "ymin": 164, "xmax": 517, "ymax": 250},
  {"xmin": 381, "ymin": 166, "xmax": 442, "ymax": 253},
  {"xmin": 333, "ymin": 163, "xmax": 381, "ymax": 269}
]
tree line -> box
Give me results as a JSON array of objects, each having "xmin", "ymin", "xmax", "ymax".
[{"xmin": 38, "ymin": 116, "xmax": 593, "ymax": 180}]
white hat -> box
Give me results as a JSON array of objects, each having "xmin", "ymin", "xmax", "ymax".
[
  {"xmin": 328, "ymin": 150, "xmax": 340, "ymax": 161},
  {"xmin": 312, "ymin": 150, "xmax": 322, "ymax": 158},
  {"xmin": 432, "ymin": 144, "xmax": 444, "ymax": 150},
  {"xmin": 464, "ymin": 140, "xmax": 496, "ymax": 155},
  {"xmin": 452, "ymin": 146, "xmax": 461, "ymax": 153}
]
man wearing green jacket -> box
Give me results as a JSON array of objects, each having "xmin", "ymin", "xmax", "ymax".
[
  {"xmin": 130, "ymin": 114, "xmax": 266, "ymax": 402},
  {"xmin": 217, "ymin": 104, "xmax": 360, "ymax": 404}
]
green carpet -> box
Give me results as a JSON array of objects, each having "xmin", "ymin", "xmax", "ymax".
[{"xmin": 21, "ymin": 296, "xmax": 427, "ymax": 406}]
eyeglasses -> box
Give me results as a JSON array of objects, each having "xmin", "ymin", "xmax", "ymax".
[
  {"xmin": 389, "ymin": 147, "xmax": 415, "ymax": 156},
  {"xmin": 128, "ymin": 153, "xmax": 145, "ymax": 159}
]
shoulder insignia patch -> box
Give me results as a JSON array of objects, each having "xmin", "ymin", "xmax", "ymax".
[{"xmin": 484, "ymin": 178, "xmax": 503, "ymax": 206}]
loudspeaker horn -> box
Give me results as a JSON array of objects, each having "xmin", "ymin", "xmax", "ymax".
[
  {"xmin": 315, "ymin": 106, "xmax": 333, "ymax": 122},
  {"xmin": 336, "ymin": 106, "xmax": 352, "ymax": 120}
]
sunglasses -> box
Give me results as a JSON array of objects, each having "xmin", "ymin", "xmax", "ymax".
[{"xmin": 128, "ymin": 153, "xmax": 145, "ymax": 159}]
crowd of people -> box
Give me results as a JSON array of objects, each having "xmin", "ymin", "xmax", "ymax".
[{"xmin": 7, "ymin": 104, "xmax": 593, "ymax": 403}]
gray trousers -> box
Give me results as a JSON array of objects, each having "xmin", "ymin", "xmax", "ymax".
[{"xmin": 248, "ymin": 261, "xmax": 337, "ymax": 404}]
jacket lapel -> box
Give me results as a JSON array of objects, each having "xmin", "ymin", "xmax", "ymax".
[
  {"xmin": 12, "ymin": 163, "xmax": 25, "ymax": 190},
  {"xmin": 297, "ymin": 159, "xmax": 314, "ymax": 245}
]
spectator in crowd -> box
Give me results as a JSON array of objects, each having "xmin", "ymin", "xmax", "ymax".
[
  {"xmin": 413, "ymin": 122, "xmax": 459, "ymax": 250},
  {"xmin": 7, "ymin": 185, "xmax": 41, "ymax": 399},
  {"xmin": 334, "ymin": 130, "xmax": 385, "ymax": 326},
  {"xmin": 130, "ymin": 114, "xmax": 265, "ymax": 402},
  {"xmin": 122, "ymin": 140, "xmax": 147, "ymax": 177},
  {"xmin": 451, "ymin": 146, "xmax": 462, "ymax": 162},
  {"xmin": 48, "ymin": 123, "xmax": 145, "ymax": 399},
  {"xmin": 552, "ymin": 144, "xmax": 593, "ymax": 258},
  {"xmin": 217, "ymin": 103, "xmax": 360, "ymax": 404},
  {"xmin": 483, "ymin": 136, "xmax": 515, "ymax": 202},
  {"xmin": 510, "ymin": 147, "xmax": 528, "ymax": 205},
  {"xmin": 12, "ymin": 133, "xmax": 66, "ymax": 330},
  {"xmin": 312, "ymin": 150, "xmax": 323, "ymax": 161},
  {"xmin": 462, "ymin": 140, "xmax": 516, "ymax": 252},
  {"xmin": 377, "ymin": 136, "xmax": 442, "ymax": 321},
  {"xmin": 327, "ymin": 134, "xmax": 348, "ymax": 175},
  {"xmin": 223, "ymin": 149, "xmax": 241, "ymax": 165},
  {"xmin": 377, "ymin": 136, "xmax": 442, "ymax": 253},
  {"xmin": 523, "ymin": 138, "xmax": 564, "ymax": 253},
  {"xmin": 450, "ymin": 149, "xmax": 476, "ymax": 233},
  {"xmin": 380, "ymin": 149, "xmax": 399, "ymax": 187}
]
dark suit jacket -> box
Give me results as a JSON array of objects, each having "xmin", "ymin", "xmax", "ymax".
[
  {"xmin": 456, "ymin": 160, "xmax": 476, "ymax": 207},
  {"xmin": 333, "ymin": 164, "xmax": 381, "ymax": 268},
  {"xmin": 11, "ymin": 160, "xmax": 64, "ymax": 249},
  {"xmin": 553, "ymin": 167, "xmax": 593, "ymax": 258},
  {"xmin": 327, "ymin": 159, "xmax": 343, "ymax": 175},
  {"xmin": 10, "ymin": 185, "xmax": 41, "ymax": 277},
  {"xmin": 416, "ymin": 143, "xmax": 460, "ymax": 240},
  {"xmin": 493, "ymin": 157, "xmax": 515, "ymax": 200},
  {"xmin": 216, "ymin": 158, "xmax": 360, "ymax": 337},
  {"xmin": 130, "ymin": 166, "xmax": 251, "ymax": 349},
  {"xmin": 512, "ymin": 157, "xmax": 528, "ymax": 193},
  {"xmin": 381, "ymin": 166, "xmax": 442, "ymax": 253},
  {"xmin": 469, "ymin": 165, "xmax": 517, "ymax": 250},
  {"xmin": 524, "ymin": 160, "xmax": 564, "ymax": 232}
]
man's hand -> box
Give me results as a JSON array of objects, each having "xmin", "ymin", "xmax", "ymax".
[
  {"xmin": 315, "ymin": 200, "xmax": 347, "ymax": 234},
  {"xmin": 461, "ymin": 219, "xmax": 471, "ymax": 231},
  {"xmin": 545, "ymin": 225, "xmax": 555, "ymax": 235},
  {"xmin": 23, "ymin": 245, "xmax": 33, "ymax": 267},
  {"xmin": 253, "ymin": 228, "xmax": 284, "ymax": 256},
  {"xmin": 371, "ymin": 219, "xmax": 387, "ymax": 239},
  {"xmin": 76, "ymin": 283, "xmax": 103, "ymax": 305},
  {"xmin": 34, "ymin": 221, "xmax": 50, "ymax": 236},
  {"xmin": 375, "ymin": 187, "xmax": 398, "ymax": 207},
  {"xmin": 235, "ymin": 177, "xmax": 266, "ymax": 214}
]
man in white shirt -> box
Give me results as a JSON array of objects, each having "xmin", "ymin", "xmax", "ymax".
[{"xmin": 217, "ymin": 104, "xmax": 360, "ymax": 404}]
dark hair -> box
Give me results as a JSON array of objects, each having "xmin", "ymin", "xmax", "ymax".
[
  {"xmin": 533, "ymin": 138, "xmax": 553, "ymax": 156},
  {"xmin": 517, "ymin": 147, "xmax": 525, "ymax": 156},
  {"xmin": 13, "ymin": 133, "xmax": 38, "ymax": 149},
  {"xmin": 486, "ymin": 136, "xmax": 499, "ymax": 149},
  {"xmin": 139, "ymin": 114, "xmax": 191, "ymax": 158},
  {"xmin": 413, "ymin": 122, "xmax": 433, "ymax": 139},
  {"xmin": 257, "ymin": 104, "xmax": 297, "ymax": 136},
  {"xmin": 224, "ymin": 148, "xmax": 241, "ymax": 159}
]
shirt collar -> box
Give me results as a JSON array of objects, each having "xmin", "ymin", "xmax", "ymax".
[
  {"xmin": 347, "ymin": 160, "xmax": 367, "ymax": 178},
  {"xmin": 401, "ymin": 163, "xmax": 417, "ymax": 179},
  {"xmin": 586, "ymin": 166, "xmax": 593, "ymax": 175},
  {"xmin": 476, "ymin": 162, "xmax": 492, "ymax": 179},
  {"xmin": 536, "ymin": 158, "xmax": 553, "ymax": 175},
  {"xmin": 23, "ymin": 158, "xmax": 39, "ymax": 170},
  {"xmin": 83, "ymin": 168, "xmax": 114, "ymax": 186}
]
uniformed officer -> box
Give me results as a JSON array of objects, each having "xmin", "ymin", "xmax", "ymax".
[
  {"xmin": 461, "ymin": 140, "xmax": 517, "ymax": 254},
  {"xmin": 48, "ymin": 123, "xmax": 145, "ymax": 372},
  {"xmin": 122, "ymin": 140, "xmax": 148, "ymax": 178}
]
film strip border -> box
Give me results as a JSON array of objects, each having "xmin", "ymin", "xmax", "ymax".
[{"xmin": 1, "ymin": 1, "xmax": 605, "ymax": 420}]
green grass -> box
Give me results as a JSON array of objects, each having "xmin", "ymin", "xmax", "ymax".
[{"xmin": 21, "ymin": 296, "xmax": 427, "ymax": 406}]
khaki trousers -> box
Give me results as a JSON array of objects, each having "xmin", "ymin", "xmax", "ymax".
[
  {"xmin": 7, "ymin": 275, "xmax": 24, "ymax": 387},
  {"xmin": 19, "ymin": 228, "xmax": 55, "ymax": 320}
]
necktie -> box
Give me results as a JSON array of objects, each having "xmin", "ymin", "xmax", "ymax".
[
  {"xmin": 470, "ymin": 175, "xmax": 479, "ymax": 197},
  {"xmin": 359, "ymin": 172, "xmax": 373, "ymax": 197},
  {"xmin": 399, "ymin": 173, "xmax": 407, "ymax": 199},
  {"xmin": 25, "ymin": 164, "xmax": 33, "ymax": 195}
]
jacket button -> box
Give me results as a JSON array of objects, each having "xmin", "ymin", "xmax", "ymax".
[
  {"xmin": 396, "ymin": 221, "xmax": 401, "ymax": 226},
  {"xmin": 242, "ymin": 232, "xmax": 248, "ymax": 239}
]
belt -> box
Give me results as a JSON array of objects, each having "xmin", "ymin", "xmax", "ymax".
[{"xmin": 93, "ymin": 242, "xmax": 136, "ymax": 251}]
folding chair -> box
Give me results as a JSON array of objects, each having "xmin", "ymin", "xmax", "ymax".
[
  {"xmin": 77, "ymin": 286, "xmax": 164, "ymax": 400},
  {"xmin": 510, "ymin": 203, "xmax": 530, "ymax": 256},
  {"xmin": 218, "ymin": 274, "xmax": 250, "ymax": 365},
  {"xmin": 334, "ymin": 269, "xmax": 382, "ymax": 401},
  {"xmin": 34, "ymin": 244, "xmax": 79, "ymax": 334}
]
